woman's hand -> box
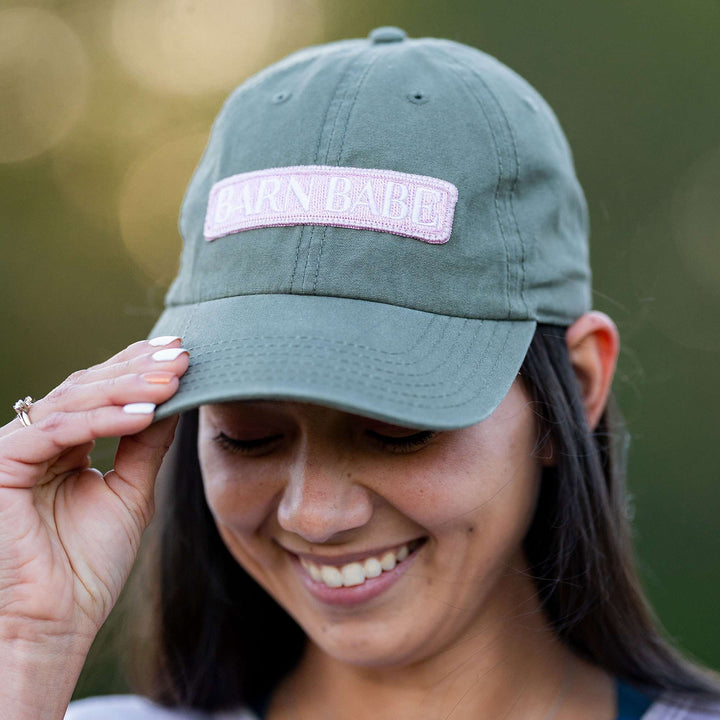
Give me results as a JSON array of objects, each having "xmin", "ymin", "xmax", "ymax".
[{"xmin": 0, "ymin": 337, "xmax": 188, "ymax": 717}]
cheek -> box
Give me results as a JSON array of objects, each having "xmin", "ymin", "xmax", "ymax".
[
  {"xmin": 389, "ymin": 432, "xmax": 540, "ymax": 534},
  {"xmin": 198, "ymin": 446, "xmax": 279, "ymax": 532},
  {"xmin": 203, "ymin": 472, "xmax": 288, "ymax": 596}
]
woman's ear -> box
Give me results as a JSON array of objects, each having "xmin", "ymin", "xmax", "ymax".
[{"xmin": 565, "ymin": 311, "xmax": 620, "ymax": 431}]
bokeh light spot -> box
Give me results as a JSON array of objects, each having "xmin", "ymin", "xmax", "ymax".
[
  {"xmin": 111, "ymin": 0, "xmax": 321, "ymax": 96},
  {"xmin": 630, "ymin": 191, "xmax": 720, "ymax": 353},
  {"xmin": 0, "ymin": 8, "xmax": 89, "ymax": 163},
  {"xmin": 118, "ymin": 132, "xmax": 209, "ymax": 286},
  {"xmin": 672, "ymin": 145, "xmax": 720, "ymax": 298}
]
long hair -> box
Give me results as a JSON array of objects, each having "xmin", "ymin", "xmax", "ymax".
[
  {"xmin": 519, "ymin": 324, "xmax": 719, "ymax": 698},
  {"xmin": 126, "ymin": 323, "xmax": 720, "ymax": 711}
]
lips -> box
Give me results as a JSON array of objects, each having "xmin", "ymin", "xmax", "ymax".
[
  {"xmin": 290, "ymin": 538, "xmax": 425, "ymax": 568},
  {"xmin": 286, "ymin": 538, "xmax": 426, "ymax": 606}
]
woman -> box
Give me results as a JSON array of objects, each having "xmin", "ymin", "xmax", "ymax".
[{"xmin": 2, "ymin": 27, "xmax": 719, "ymax": 720}]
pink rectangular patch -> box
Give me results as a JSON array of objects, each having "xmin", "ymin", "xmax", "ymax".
[{"xmin": 204, "ymin": 165, "xmax": 458, "ymax": 244}]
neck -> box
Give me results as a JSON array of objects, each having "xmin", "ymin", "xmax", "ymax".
[{"xmin": 268, "ymin": 571, "xmax": 605, "ymax": 720}]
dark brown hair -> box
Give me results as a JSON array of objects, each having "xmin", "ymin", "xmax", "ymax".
[{"xmin": 126, "ymin": 323, "xmax": 720, "ymax": 712}]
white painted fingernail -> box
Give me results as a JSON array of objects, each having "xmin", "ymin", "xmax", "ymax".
[
  {"xmin": 152, "ymin": 348, "xmax": 189, "ymax": 361},
  {"xmin": 123, "ymin": 402, "xmax": 156, "ymax": 415},
  {"xmin": 148, "ymin": 335, "xmax": 182, "ymax": 346}
]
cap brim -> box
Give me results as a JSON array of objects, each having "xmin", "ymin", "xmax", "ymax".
[{"xmin": 149, "ymin": 294, "xmax": 536, "ymax": 430}]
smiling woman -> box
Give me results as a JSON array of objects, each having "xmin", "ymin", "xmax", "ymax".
[
  {"xmin": 199, "ymin": 389, "xmax": 544, "ymax": 669},
  {"xmin": 2, "ymin": 26, "xmax": 720, "ymax": 720}
]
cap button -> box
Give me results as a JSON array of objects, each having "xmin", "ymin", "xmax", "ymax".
[{"xmin": 368, "ymin": 26, "xmax": 407, "ymax": 44}]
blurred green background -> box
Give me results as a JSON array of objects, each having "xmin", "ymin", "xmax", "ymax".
[{"xmin": 1, "ymin": 0, "xmax": 718, "ymax": 699}]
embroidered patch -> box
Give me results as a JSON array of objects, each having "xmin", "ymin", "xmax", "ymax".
[{"xmin": 204, "ymin": 165, "xmax": 458, "ymax": 244}]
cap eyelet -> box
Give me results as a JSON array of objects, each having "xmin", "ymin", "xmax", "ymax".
[
  {"xmin": 271, "ymin": 91, "xmax": 292, "ymax": 104},
  {"xmin": 407, "ymin": 91, "xmax": 429, "ymax": 105}
]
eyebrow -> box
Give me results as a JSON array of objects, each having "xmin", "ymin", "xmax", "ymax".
[{"xmin": 210, "ymin": 401, "xmax": 428, "ymax": 432}]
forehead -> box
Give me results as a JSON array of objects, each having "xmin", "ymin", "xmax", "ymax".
[
  {"xmin": 198, "ymin": 378, "xmax": 530, "ymax": 434},
  {"xmin": 199, "ymin": 400, "xmax": 426, "ymax": 432}
]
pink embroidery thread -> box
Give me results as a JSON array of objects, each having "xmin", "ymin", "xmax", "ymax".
[{"xmin": 204, "ymin": 165, "xmax": 458, "ymax": 244}]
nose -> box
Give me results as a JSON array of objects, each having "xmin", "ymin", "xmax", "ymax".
[{"xmin": 277, "ymin": 444, "xmax": 373, "ymax": 544}]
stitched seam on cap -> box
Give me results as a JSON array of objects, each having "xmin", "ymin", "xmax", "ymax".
[
  {"xmin": 290, "ymin": 226, "xmax": 310, "ymax": 293},
  {"xmin": 160, "ymin": 291, "xmax": 531, "ymax": 321},
  {"xmin": 451, "ymin": 57, "xmax": 513, "ymax": 317},
  {"xmin": 178, "ymin": 302, "xmax": 199, "ymax": 342},
  {"xmin": 482, "ymin": 81, "xmax": 527, "ymax": 316},
  {"xmin": 186, "ymin": 321, "xmax": 468, "ymax": 380},
  {"xmin": 301, "ymin": 51, "xmax": 370, "ymax": 290},
  {"xmin": 178, "ymin": 324, "xmax": 513, "ymax": 410},
  {"xmin": 311, "ymin": 51, "xmax": 384, "ymax": 293},
  {"xmin": 434, "ymin": 46, "xmax": 512, "ymax": 317},
  {"xmin": 289, "ymin": 51, "xmax": 361, "ymax": 291},
  {"xmin": 336, "ymin": 52, "xmax": 383, "ymax": 162},
  {"xmin": 188, "ymin": 319, "xmax": 448, "ymax": 365},
  {"xmin": 180, "ymin": 321, "xmax": 490, "ymax": 395},
  {"xmin": 464, "ymin": 66, "xmax": 528, "ymax": 318}
]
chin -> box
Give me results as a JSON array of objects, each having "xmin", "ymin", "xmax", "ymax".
[{"xmin": 306, "ymin": 621, "xmax": 432, "ymax": 669}]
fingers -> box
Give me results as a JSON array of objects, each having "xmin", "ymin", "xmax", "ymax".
[
  {"xmin": 0, "ymin": 406, "xmax": 164, "ymax": 488},
  {"xmin": 52, "ymin": 441, "xmax": 95, "ymax": 475},
  {"xmin": 0, "ymin": 336, "xmax": 189, "ymax": 489},
  {"xmin": 66, "ymin": 338, "xmax": 187, "ymax": 386},
  {"xmin": 72, "ymin": 335, "xmax": 183, "ymax": 377},
  {"xmin": 42, "ymin": 369, "xmax": 183, "ymax": 418},
  {"xmin": 105, "ymin": 415, "xmax": 180, "ymax": 527},
  {"xmin": 2, "ymin": 337, "xmax": 187, "ymax": 436}
]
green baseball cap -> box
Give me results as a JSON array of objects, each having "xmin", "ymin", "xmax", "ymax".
[{"xmin": 150, "ymin": 26, "xmax": 590, "ymax": 429}]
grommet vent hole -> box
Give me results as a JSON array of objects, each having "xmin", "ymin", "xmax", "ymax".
[{"xmin": 407, "ymin": 91, "xmax": 429, "ymax": 105}]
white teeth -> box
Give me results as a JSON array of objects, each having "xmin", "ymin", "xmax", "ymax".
[
  {"xmin": 363, "ymin": 557, "xmax": 382, "ymax": 578},
  {"xmin": 308, "ymin": 564, "xmax": 322, "ymax": 582},
  {"xmin": 379, "ymin": 551, "xmax": 397, "ymax": 571},
  {"xmin": 301, "ymin": 542, "xmax": 418, "ymax": 589},
  {"xmin": 301, "ymin": 558, "xmax": 323, "ymax": 583},
  {"xmin": 341, "ymin": 563, "xmax": 365, "ymax": 587},
  {"xmin": 320, "ymin": 566, "xmax": 343, "ymax": 588}
]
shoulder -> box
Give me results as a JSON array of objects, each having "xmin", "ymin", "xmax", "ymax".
[
  {"xmin": 644, "ymin": 694, "xmax": 720, "ymax": 719},
  {"xmin": 64, "ymin": 695, "xmax": 260, "ymax": 720}
]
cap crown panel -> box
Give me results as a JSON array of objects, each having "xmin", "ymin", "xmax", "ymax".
[
  {"xmin": 309, "ymin": 42, "xmax": 512, "ymax": 320},
  {"xmin": 169, "ymin": 35, "xmax": 590, "ymax": 325},
  {"xmin": 436, "ymin": 40, "xmax": 591, "ymax": 323}
]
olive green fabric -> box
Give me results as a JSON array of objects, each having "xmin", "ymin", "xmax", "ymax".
[{"xmin": 151, "ymin": 27, "xmax": 590, "ymax": 428}]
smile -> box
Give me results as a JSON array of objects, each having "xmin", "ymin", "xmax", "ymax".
[
  {"xmin": 299, "ymin": 539, "xmax": 424, "ymax": 588},
  {"xmin": 288, "ymin": 538, "xmax": 426, "ymax": 606}
]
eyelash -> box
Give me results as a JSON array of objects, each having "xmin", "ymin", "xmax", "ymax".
[
  {"xmin": 214, "ymin": 432, "xmax": 282, "ymax": 455},
  {"xmin": 213, "ymin": 430, "xmax": 438, "ymax": 455},
  {"xmin": 366, "ymin": 430, "xmax": 438, "ymax": 453}
]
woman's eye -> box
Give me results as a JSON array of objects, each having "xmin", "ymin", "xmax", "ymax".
[
  {"xmin": 366, "ymin": 430, "xmax": 438, "ymax": 453},
  {"xmin": 214, "ymin": 432, "xmax": 283, "ymax": 455}
]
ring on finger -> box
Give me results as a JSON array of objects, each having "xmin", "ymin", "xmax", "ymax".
[{"xmin": 13, "ymin": 396, "xmax": 34, "ymax": 427}]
